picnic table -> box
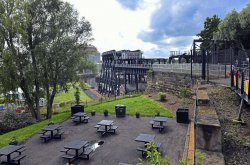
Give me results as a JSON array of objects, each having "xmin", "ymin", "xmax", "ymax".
[
  {"xmin": 135, "ymin": 133, "xmax": 161, "ymax": 156},
  {"xmin": 61, "ymin": 140, "xmax": 93, "ymax": 163},
  {"xmin": 135, "ymin": 133, "xmax": 155, "ymax": 143},
  {"xmin": 0, "ymin": 145, "xmax": 26, "ymax": 164},
  {"xmin": 72, "ymin": 112, "xmax": 89, "ymax": 124},
  {"xmin": 39, "ymin": 124, "xmax": 64, "ymax": 142},
  {"xmin": 150, "ymin": 117, "xmax": 168, "ymax": 132},
  {"xmin": 95, "ymin": 120, "xmax": 118, "ymax": 136}
]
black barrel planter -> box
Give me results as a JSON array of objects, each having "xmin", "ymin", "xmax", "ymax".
[
  {"xmin": 71, "ymin": 105, "xmax": 84, "ymax": 116},
  {"xmin": 176, "ymin": 108, "xmax": 189, "ymax": 124},
  {"xmin": 115, "ymin": 105, "xmax": 126, "ymax": 117}
]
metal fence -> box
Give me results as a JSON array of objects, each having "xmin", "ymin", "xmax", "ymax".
[{"xmin": 152, "ymin": 63, "xmax": 231, "ymax": 78}]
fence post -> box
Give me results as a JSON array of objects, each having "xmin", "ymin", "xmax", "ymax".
[{"xmin": 225, "ymin": 64, "xmax": 227, "ymax": 79}]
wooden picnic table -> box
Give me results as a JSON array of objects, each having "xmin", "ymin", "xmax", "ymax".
[
  {"xmin": 64, "ymin": 140, "xmax": 89, "ymax": 157},
  {"xmin": 96, "ymin": 120, "xmax": 118, "ymax": 136},
  {"xmin": 39, "ymin": 124, "xmax": 63, "ymax": 142},
  {"xmin": 0, "ymin": 145, "xmax": 26, "ymax": 164},
  {"xmin": 42, "ymin": 124, "xmax": 62, "ymax": 138},
  {"xmin": 62, "ymin": 139, "xmax": 93, "ymax": 163},
  {"xmin": 151, "ymin": 117, "xmax": 168, "ymax": 132},
  {"xmin": 135, "ymin": 133, "xmax": 161, "ymax": 156},
  {"xmin": 135, "ymin": 133, "xmax": 155, "ymax": 143},
  {"xmin": 72, "ymin": 112, "xmax": 89, "ymax": 123}
]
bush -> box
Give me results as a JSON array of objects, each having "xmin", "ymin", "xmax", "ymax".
[
  {"xmin": 158, "ymin": 92, "xmax": 166, "ymax": 101},
  {"xmin": 0, "ymin": 112, "xmax": 35, "ymax": 134},
  {"xmin": 59, "ymin": 102, "xmax": 66, "ymax": 107},
  {"xmin": 179, "ymin": 87, "xmax": 192, "ymax": 99},
  {"xmin": 137, "ymin": 141, "xmax": 171, "ymax": 165}
]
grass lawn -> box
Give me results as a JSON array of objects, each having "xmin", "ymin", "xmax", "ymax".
[
  {"xmin": 85, "ymin": 95, "xmax": 173, "ymax": 117},
  {"xmin": 54, "ymin": 88, "xmax": 92, "ymax": 104},
  {"xmin": 0, "ymin": 112, "xmax": 70, "ymax": 148}
]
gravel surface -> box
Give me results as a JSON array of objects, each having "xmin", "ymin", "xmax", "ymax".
[{"xmin": 207, "ymin": 85, "xmax": 250, "ymax": 165}]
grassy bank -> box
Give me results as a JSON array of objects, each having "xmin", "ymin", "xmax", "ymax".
[
  {"xmin": 85, "ymin": 95, "xmax": 173, "ymax": 117},
  {"xmin": 54, "ymin": 88, "xmax": 92, "ymax": 104}
]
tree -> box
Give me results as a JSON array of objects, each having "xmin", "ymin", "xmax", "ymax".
[
  {"xmin": 214, "ymin": 10, "xmax": 240, "ymax": 41},
  {"xmin": 214, "ymin": 5, "xmax": 250, "ymax": 49},
  {"xmin": 197, "ymin": 15, "xmax": 221, "ymax": 48},
  {"xmin": 0, "ymin": 0, "xmax": 92, "ymax": 120}
]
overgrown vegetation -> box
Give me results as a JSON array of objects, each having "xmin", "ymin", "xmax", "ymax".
[
  {"xmin": 54, "ymin": 87, "xmax": 92, "ymax": 104},
  {"xmin": 158, "ymin": 92, "xmax": 167, "ymax": 102},
  {"xmin": 0, "ymin": 112, "xmax": 35, "ymax": 134},
  {"xmin": 195, "ymin": 150, "xmax": 205, "ymax": 165},
  {"xmin": 137, "ymin": 141, "xmax": 171, "ymax": 165},
  {"xmin": 0, "ymin": 112, "xmax": 70, "ymax": 148},
  {"xmin": 179, "ymin": 87, "xmax": 192, "ymax": 108}
]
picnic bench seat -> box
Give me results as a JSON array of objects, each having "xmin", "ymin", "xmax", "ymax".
[
  {"xmin": 73, "ymin": 117, "xmax": 89, "ymax": 123},
  {"xmin": 16, "ymin": 147, "xmax": 26, "ymax": 154},
  {"xmin": 38, "ymin": 130, "xmax": 46, "ymax": 135},
  {"xmin": 82, "ymin": 147, "xmax": 94, "ymax": 160},
  {"xmin": 83, "ymin": 116, "xmax": 90, "ymax": 123},
  {"xmin": 12, "ymin": 154, "xmax": 26, "ymax": 165},
  {"xmin": 54, "ymin": 131, "xmax": 64, "ymax": 139},
  {"xmin": 62, "ymin": 154, "xmax": 75, "ymax": 164},
  {"xmin": 110, "ymin": 126, "xmax": 118, "ymax": 133},
  {"xmin": 118, "ymin": 163, "xmax": 132, "ymax": 165},
  {"xmin": 71, "ymin": 116, "xmax": 76, "ymax": 119},
  {"xmin": 137, "ymin": 147, "xmax": 147, "ymax": 156},
  {"xmin": 40, "ymin": 135, "xmax": 50, "ymax": 142},
  {"xmin": 94, "ymin": 125, "xmax": 101, "ymax": 129},
  {"xmin": 150, "ymin": 121, "xmax": 164, "ymax": 132},
  {"xmin": 149, "ymin": 121, "xmax": 154, "ymax": 128},
  {"xmin": 156, "ymin": 142, "xmax": 161, "ymax": 151},
  {"xmin": 60, "ymin": 148, "xmax": 70, "ymax": 154}
]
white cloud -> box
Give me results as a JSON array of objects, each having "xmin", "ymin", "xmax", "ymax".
[{"xmin": 64, "ymin": 0, "xmax": 160, "ymax": 54}]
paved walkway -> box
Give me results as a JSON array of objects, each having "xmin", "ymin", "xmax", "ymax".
[
  {"xmin": 84, "ymin": 88, "xmax": 102, "ymax": 100},
  {"xmin": 22, "ymin": 115, "xmax": 188, "ymax": 165}
]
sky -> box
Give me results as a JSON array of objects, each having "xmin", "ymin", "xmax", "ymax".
[{"xmin": 64, "ymin": 0, "xmax": 249, "ymax": 58}]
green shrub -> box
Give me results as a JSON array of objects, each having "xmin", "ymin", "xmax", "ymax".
[
  {"xmin": 59, "ymin": 102, "xmax": 66, "ymax": 107},
  {"xmin": 195, "ymin": 150, "xmax": 205, "ymax": 165},
  {"xmin": 179, "ymin": 87, "xmax": 192, "ymax": 98},
  {"xmin": 0, "ymin": 112, "xmax": 35, "ymax": 134},
  {"xmin": 158, "ymin": 92, "xmax": 167, "ymax": 101},
  {"xmin": 179, "ymin": 87, "xmax": 192, "ymax": 107},
  {"xmin": 74, "ymin": 87, "xmax": 80, "ymax": 105},
  {"xmin": 137, "ymin": 141, "xmax": 171, "ymax": 165}
]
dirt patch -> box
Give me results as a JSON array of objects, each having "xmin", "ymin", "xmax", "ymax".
[
  {"xmin": 147, "ymin": 92, "xmax": 195, "ymax": 118},
  {"xmin": 207, "ymin": 85, "xmax": 250, "ymax": 165}
]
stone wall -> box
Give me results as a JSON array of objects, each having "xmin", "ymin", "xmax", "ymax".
[{"xmin": 146, "ymin": 71, "xmax": 194, "ymax": 95}]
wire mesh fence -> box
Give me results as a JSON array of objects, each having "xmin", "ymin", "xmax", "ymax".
[{"xmin": 152, "ymin": 63, "xmax": 231, "ymax": 78}]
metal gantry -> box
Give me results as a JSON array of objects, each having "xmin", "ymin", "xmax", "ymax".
[{"xmin": 98, "ymin": 50, "xmax": 166, "ymax": 96}]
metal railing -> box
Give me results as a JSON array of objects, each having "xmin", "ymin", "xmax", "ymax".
[{"xmin": 114, "ymin": 64, "xmax": 151, "ymax": 68}]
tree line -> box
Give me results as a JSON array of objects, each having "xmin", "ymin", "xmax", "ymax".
[
  {"xmin": 0, "ymin": 0, "xmax": 93, "ymax": 120},
  {"xmin": 197, "ymin": 4, "xmax": 250, "ymax": 50}
]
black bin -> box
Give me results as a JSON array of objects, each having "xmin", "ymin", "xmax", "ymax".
[
  {"xmin": 71, "ymin": 105, "xmax": 84, "ymax": 116},
  {"xmin": 115, "ymin": 105, "xmax": 126, "ymax": 117},
  {"xmin": 176, "ymin": 108, "xmax": 189, "ymax": 123}
]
